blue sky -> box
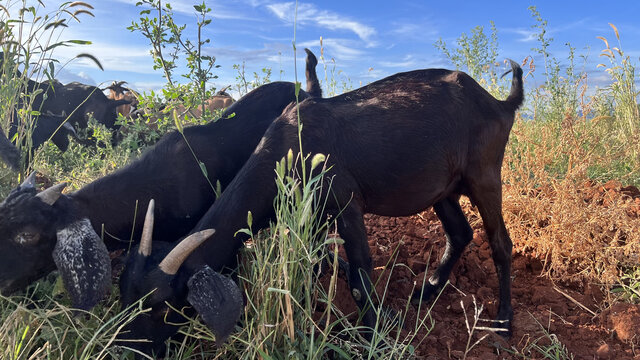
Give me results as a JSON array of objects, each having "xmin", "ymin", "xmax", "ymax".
[{"xmin": 15, "ymin": 0, "xmax": 640, "ymax": 97}]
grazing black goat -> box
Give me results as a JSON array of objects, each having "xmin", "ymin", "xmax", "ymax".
[
  {"xmin": 1, "ymin": 75, "xmax": 130, "ymax": 169},
  {"xmin": 117, "ymin": 60, "xmax": 524, "ymax": 353},
  {"xmin": 9, "ymin": 111, "xmax": 78, "ymax": 154},
  {"xmin": 0, "ymin": 49, "xmax": 322, "ymax": 310}
]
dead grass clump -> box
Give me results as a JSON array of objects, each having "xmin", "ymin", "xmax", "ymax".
[{"xmin": 501, "ymin": 115, "xmax": 640, "ymax": 286}]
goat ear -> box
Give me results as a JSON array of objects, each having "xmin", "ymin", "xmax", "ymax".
[
  {"xmin": 53, "ymin": 218, "xmax": 111, "ymax": 310},
  {"xmin": 187, "ymin": 266, "xmax": 243, "ymax": 345}
]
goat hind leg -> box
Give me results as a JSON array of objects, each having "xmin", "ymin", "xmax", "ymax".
[
  {"xmin": 412, "ymin": 196, "xmax": 473, "ymax": 303},
  {"xmin": 470, "ymin": 182, "xmax": 513, "ymax": 337}
]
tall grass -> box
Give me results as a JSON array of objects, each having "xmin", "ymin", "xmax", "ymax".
[
  {"xmin": 159, "ymin": 153, "xmax": 434, "ymax": 359},
  {"xmin": 0, "ymin": 276, "xmax": 147, "ymax": 360}
]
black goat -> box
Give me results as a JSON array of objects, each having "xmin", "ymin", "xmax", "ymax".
[
  {"xmin": 3, "ymin": 77, "xmax": 130, "ymax": 167},
  {"xmin": 9, "ymin": 111, "xmax": 77, "ymax": 153},
  {"xmin": 0, "ymin": 49, "xmax": 321, "ymax": 310},
  {"xmin": 117, "ymin": 60, "xmax": 524, "ymax": 352}
]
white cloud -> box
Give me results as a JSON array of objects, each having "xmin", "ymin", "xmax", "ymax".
[
  {"xmin": 245, "ymin": 0, "xmax": 273, "ymax": 7},
  {"xmin": 361, "ymin": 68, "xmax": 387, "ymax": 79},
  {"xmin": 390, "ymin": 22, "xmax": 438, "ymax": 41},
  {"xmin": 53, "ymin": 41, "xmax": 156, "ymax": 75},
  {"xmin": 131, "ymin": 80, "xmax": 166, "ymax": 93},
  {"xmin": 298, "ymin": 38, "xmax": 365, "ymax": 61},
  {"xmin": 379, "ymin": 54, "xmax": 419, "ymax": 68},
  {"xmin": 267, "ymin": 2, "xmax": 376, "ymax": 44},
  {"xmin": 109, "ymin": 0, "xmax": 254, "ymax": 20},
  {"xmin": 56, "ymin": 68, "xmax": 97, "ymax": 85},
  {"xmin": 512, "ymin": 29, "xmax": 538, "ymax": 43}
]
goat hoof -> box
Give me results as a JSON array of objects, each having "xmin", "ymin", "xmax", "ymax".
[{"xmin": 493, "ymin": 319, "xmax": 512, "ymax": 338}]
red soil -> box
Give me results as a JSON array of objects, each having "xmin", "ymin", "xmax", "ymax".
[{"xmin": 325, "ymin": 185, "xmax": 640, "ymax": 359}]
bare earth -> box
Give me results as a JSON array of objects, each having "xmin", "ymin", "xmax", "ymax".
[{"xmin": 323, "ymin": 183, "xmax": 640, "ymax": 359}]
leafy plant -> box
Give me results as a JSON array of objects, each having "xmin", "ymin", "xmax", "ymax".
[
  {"xmin": 435, "ymin": 21, "xmax": 506, "ymax": 98},
  {"xmin": 128, "ymin": 0, "xmax": 220, "ymax": 122}
]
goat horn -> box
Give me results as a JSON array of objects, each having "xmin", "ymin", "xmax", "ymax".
[
  {"xmin": 139, "ymin": 199, "xmax": 155, "ymax": 257},
  {"xmin": 35, "ymin": 182, "xmax": 67, "ymax": 205},
  {"xmin": 21, "ymin": 172, "xmax": 37, "ymax": 189},
  {"xmin": 158, "ymin": 229, "xmax": 215, "ymax": 275}
]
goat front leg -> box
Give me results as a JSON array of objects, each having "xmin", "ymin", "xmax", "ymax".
[
  {"xmin": 337, "ymin": 203, "xmax": 376, "ymax": 338},
  {"xmin": 412, "ymin": 195, "xmax": 473, "ymax": 303}
]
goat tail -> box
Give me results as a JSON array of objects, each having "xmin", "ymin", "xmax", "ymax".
[
  {"xmin": 501, "ymin": 59, "xmax": 524, "ymax": 112},
  {"xmin": 304, "ymin": 48, "xmax": 322, "ymax": 98}
]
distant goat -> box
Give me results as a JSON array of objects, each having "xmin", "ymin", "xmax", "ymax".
[
  {"xmin": 105, "ymin": 81, "xmax": 138, "ymax": 117},
  {"xmin": 0, "ymin": 49, "xmax": 322, "ymax": 312},
  {"xmin": 3, "ymin": 79, "xmax": 131, "ymax": 166},
  {"xmin": 9, "ymin": 111, "xmax": 77, "ymax": 153},
  {"xmin": 117, "ymin": 60, "xmax": 524, "ymax": 352}
]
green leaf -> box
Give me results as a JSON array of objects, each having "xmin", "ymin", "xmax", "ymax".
[
  {"xmin": 267, "ymin": 287, "xmax": 290, "ymax": 295},
  {"xmin": 323, "ymin": 343, "xmax": 351, "ymax": 358},
  {"xmin": 68, "ymin": 39, "xmax": 92, "ymax": 45},
  {"xmin": 173, "ymin": 109, "xmax": 183, "ymax": 133},
  {"xmin": 234, "ymin": 228, "xmax": 253, "ymax": 237},
  {"xmin": 215, "ymin": 180, "xmax": 222, "ymax": 199},
  {"xmin": 198, "ymin": 161, "xmax": 208, "ymax": 177},
  {"xmin": 295, "ymin": 81, "xmax": 301, "ymax": 97},
  {"xmin": 45, "ymin": 42, "xmax": 68, "ymax": 52}
]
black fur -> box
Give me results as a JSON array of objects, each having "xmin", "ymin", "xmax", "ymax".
[
  {"xmin": 0, "ymin": 50, "xmax": 322, "ymax": 307},
  {"xmin": 119, "ymin": 60, "xmax": 525, "ymax": 345},
  {"xmin": 0, "ymin": 127, "xmax": 20, "ymax": 171}
]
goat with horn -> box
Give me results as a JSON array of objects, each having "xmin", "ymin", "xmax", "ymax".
[{"xmin": 0, "ymin": 49, "xmax": 322, "ymax": 310}]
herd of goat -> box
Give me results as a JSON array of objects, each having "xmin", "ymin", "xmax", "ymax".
[{"xmin": 0, "ymin": 48, "xmax": 524, "ymax": 356}]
